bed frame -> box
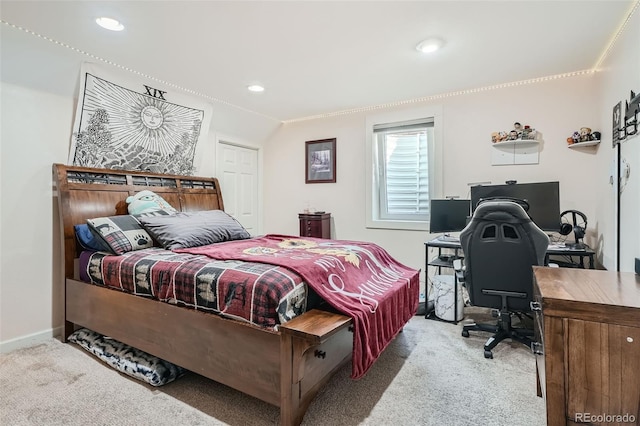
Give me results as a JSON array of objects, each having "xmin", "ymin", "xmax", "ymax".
[{"xmin": 53, "ymin": 163, "xmax": 353, "ymax": 426}]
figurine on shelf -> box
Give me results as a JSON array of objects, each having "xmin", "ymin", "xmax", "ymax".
[
  {"xmin": 514, "ymin": 122, "xmax": 523, "ymax": 138},
  {"xmin": 572, "ymin": 131, "xmax": 581, "ymax": 144},
  {"xmin": 579, "ymin": 127, "xmax": 592, "ymax": 142},
  {"xmin": 567, "ymin": 128, "xmax": 601, "ymax": 145},
  {"xmin": 491, "ymin": 131, "xmax": 508, "ymax": 143},
  {"xmin": 522, "ymin": 125, "xmax": 536, "ymax": 140},
  {"xmin": 492, "ymin": 123, "xmax": 539, "ymax": 143}
]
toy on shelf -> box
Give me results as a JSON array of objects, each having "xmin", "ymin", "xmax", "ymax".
[
  {"xmin": 566, "ymin": 127, "xmax": 600, "ymax": 145},
  {"xmin": 491, "ymin": 122, "xmax": 536, "ymax": 143}
]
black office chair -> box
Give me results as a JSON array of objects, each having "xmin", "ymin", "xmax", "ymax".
[{"xmin": 454, "ymin": 199, "xmax": 549, "ymax": 359}]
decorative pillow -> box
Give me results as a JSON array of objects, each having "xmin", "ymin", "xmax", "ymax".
[
  {"xmin": 74, "ymin": 224, "xmax": 110, "ymax": 252},
  {"xmin": 126, "ymin": 190, "xmax": 178, "ymax": 216},
  {"xmin": 87, "ymin": 215, "xmax": 154, "ymax": 255},
  {"xmin": 139, "ymin": 210, "xmax": 251, "ymax": 250},
  {"xmin": 68, "ymin": 328, "xmax": 185, "ymax": 387}
]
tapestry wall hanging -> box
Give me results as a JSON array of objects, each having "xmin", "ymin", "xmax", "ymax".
[{"xmin": 69, "ymin": 62, "xmax": 213, "ymax": 175}]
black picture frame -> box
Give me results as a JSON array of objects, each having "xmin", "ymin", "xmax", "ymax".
[{"xmin": 305, "ymin": 138, "xmax": 336, "ymax": 183}]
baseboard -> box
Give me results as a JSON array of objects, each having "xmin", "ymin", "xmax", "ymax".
[{"xmin": 0, "ymin": 326, "xmax": 62, "ymax": 354}]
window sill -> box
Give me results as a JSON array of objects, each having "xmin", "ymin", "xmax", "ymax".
[{"xmin": 366, "ymin": 219, "xmax": 427, "ymax": 231}]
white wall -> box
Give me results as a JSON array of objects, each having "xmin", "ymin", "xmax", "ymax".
[
  {"xmin": 263, "ymin": 75, "xmax": 602, "ymax": 282},
  {"xmin": 0, "ymin": 83, "xmax": 74, "ymax": 348},
  {"xmin": 595, "ymin": 8, "xmax": 640, "ymax": 272}
]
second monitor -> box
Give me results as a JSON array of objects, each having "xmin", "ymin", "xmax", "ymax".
[
  {"xmin": 429, "ymin": 199, "xmax": 471, "ymax": 234},
  {"xmin": 470, "ymin": 181, "xmax": 561, "ymax": 232}
]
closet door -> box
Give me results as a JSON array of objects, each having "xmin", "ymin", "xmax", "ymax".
[{"xmin": 217, "ymin": 141, "xmax": 259, "ymax": 235}]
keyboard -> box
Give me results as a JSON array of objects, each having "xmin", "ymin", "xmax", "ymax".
[{"xmin": 439, "ymin": 235, "xmax": 460, "ymax": 243}]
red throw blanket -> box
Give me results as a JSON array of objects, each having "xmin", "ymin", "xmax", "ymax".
[{"xmin": 177, "ymin": 234, "xmax": 420, "ymax": 379}]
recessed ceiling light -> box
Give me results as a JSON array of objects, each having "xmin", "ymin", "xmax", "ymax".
[
  {"xmin": 416, "ymin": 38, "xmax": 444, "ymax": 53},
  {"xmin": 96, "ymin": 17, "xmax": 124, "ymax": 32},
  {"xmin": 247, "ymin": 85, "xmax": 265, "ymax": 93}
]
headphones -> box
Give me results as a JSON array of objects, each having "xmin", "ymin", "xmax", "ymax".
[{"xmin": 559, "ymin": 210, "xmax": 588, "ymax": 244}]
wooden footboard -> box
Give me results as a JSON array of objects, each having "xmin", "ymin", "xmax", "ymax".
[
  {"xmin": 279, "ymin": 310, "xmax": 353, "ymax": 425},
  {"xmin": 65, "ymin": 278, "xmax": 352, "ymax": 425}
]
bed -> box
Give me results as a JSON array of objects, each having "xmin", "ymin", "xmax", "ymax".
[{"xmin": 53, "ymin": 163, "xmax": 418, "ymax": 425}]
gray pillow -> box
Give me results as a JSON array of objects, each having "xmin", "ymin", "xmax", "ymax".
[{"xmin": 138, "ymin": 210, "xmax": 250, "ymax": 250}]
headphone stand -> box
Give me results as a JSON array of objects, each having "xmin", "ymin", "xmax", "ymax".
[{"xmin": 560, "ymin": 210, "xmax": 588, "ymax": 249}]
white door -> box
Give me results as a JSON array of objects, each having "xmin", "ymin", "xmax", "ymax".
[{"xmin": 217, "ymin": 142, "xmax": 259, "ymax": 235}]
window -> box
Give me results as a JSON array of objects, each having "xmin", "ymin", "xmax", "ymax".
[
  {"xmin": 366, "ymin": 107, "xmax": 442, "ymax": 231},
  {"xmin": 374, "ymin": 120, "xmax": 432, "ymax": 221}
]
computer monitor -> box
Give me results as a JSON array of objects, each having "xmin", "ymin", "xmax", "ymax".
[
  {"xmin": 470, "ymin": 181, "xmax": 561, "ymax": 232},
  {"xmin": 429, "ymin": 199, "xmax": 471, "ymax": 233}
]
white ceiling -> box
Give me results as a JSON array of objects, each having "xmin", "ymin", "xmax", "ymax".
[{"xmin": 0, "ymin": 1, "xmax": 636, "ymax": 122}]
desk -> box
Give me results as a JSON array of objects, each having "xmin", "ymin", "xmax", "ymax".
[
  {"xmin": 426, "ymin": 236, "xmax": 596, "ymax": 270},
  {"xmin": 424, "ymin": 237, "xmax": 464, "ymax": 323},
  {"xmin": 545, "ymin": 244, "xmax": 595, "ymax": 269},
  {"xmin": 424, "ymin": 236, "xmax": 597, "ymax": 322}
]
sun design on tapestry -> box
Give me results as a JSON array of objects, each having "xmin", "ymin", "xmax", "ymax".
[{"xmin": 72, "ymin": 73, "xmax": 204, "ymax": 175}]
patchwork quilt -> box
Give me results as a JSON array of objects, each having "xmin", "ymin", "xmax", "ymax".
[{"xmin": 79, "ymin": 248, "xmax": 311, "ymax": 328}]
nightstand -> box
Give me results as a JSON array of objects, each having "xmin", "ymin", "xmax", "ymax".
[{"xmin": 299, "ymin": 213, "xmax": 331, "ymax": 238}]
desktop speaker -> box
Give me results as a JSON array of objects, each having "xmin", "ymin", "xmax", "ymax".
[{"xmin": 560, "ymin": 210, "xmax": 588, "ymax": 248}]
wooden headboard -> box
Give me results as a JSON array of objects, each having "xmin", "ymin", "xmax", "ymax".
[{"xmin": 53, "ymin": 163, "xmax": 224, "ymax": 280}]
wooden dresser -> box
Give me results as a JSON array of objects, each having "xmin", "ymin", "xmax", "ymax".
[
  {"xmin": 299, "ymin": 213, "xmax": 331, "ymax": 239},
  {"xmin": 532, "ymin": 267, "xmax": 640, "ymax": 426}
]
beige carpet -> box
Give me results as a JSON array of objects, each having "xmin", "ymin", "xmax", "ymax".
[{"xmin": 0, "ymin": 313, "xmax": 545, "ymax": 426}]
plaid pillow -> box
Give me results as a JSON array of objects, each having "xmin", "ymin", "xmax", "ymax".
[{"xmin": 87, "ymin": 215, "xmax": 155, "ymax": 255}]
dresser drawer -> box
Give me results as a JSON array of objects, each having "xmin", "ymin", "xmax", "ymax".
[
  {"xmin": 298, "ymin": 213, "xmax": 331, "ymax": 239},
  {"xmin": 301, "ymin": 219, "xmax": 321, "ymax": 236}
]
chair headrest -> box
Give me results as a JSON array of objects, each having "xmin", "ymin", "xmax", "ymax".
[{"xmin": 471, "ymin": 200, "xmax": 531, "ymax": 223}]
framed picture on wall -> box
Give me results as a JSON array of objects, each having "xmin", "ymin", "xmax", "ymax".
[{"xmin": 305, "ymin": 138, "xmax": 336, "ymax": 183}]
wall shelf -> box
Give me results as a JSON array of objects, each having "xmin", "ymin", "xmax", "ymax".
[
  {"xmin": 568, "ymin": 140, "xmax": 600, "ymax": 148},
  {"xmin": 493, "ymin": 139, "xmax": 539, "ymax": 147},
  {"xmin": 491, "ymin": 139, "xmax": 540, "ymax": 165}
]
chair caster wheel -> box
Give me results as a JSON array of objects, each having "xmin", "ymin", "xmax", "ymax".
[
  {"xmin": 462, "ymin": 330, "xmax": 470, "ymax": 338},
  {"xmin": 484, "ymin": 350, "xmax": 493, "ymax": 359}
]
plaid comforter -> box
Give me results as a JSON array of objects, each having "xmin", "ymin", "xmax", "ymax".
[{"xmin": 79, "ymin": 248, "xmax": 310, "ymax": 328}]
